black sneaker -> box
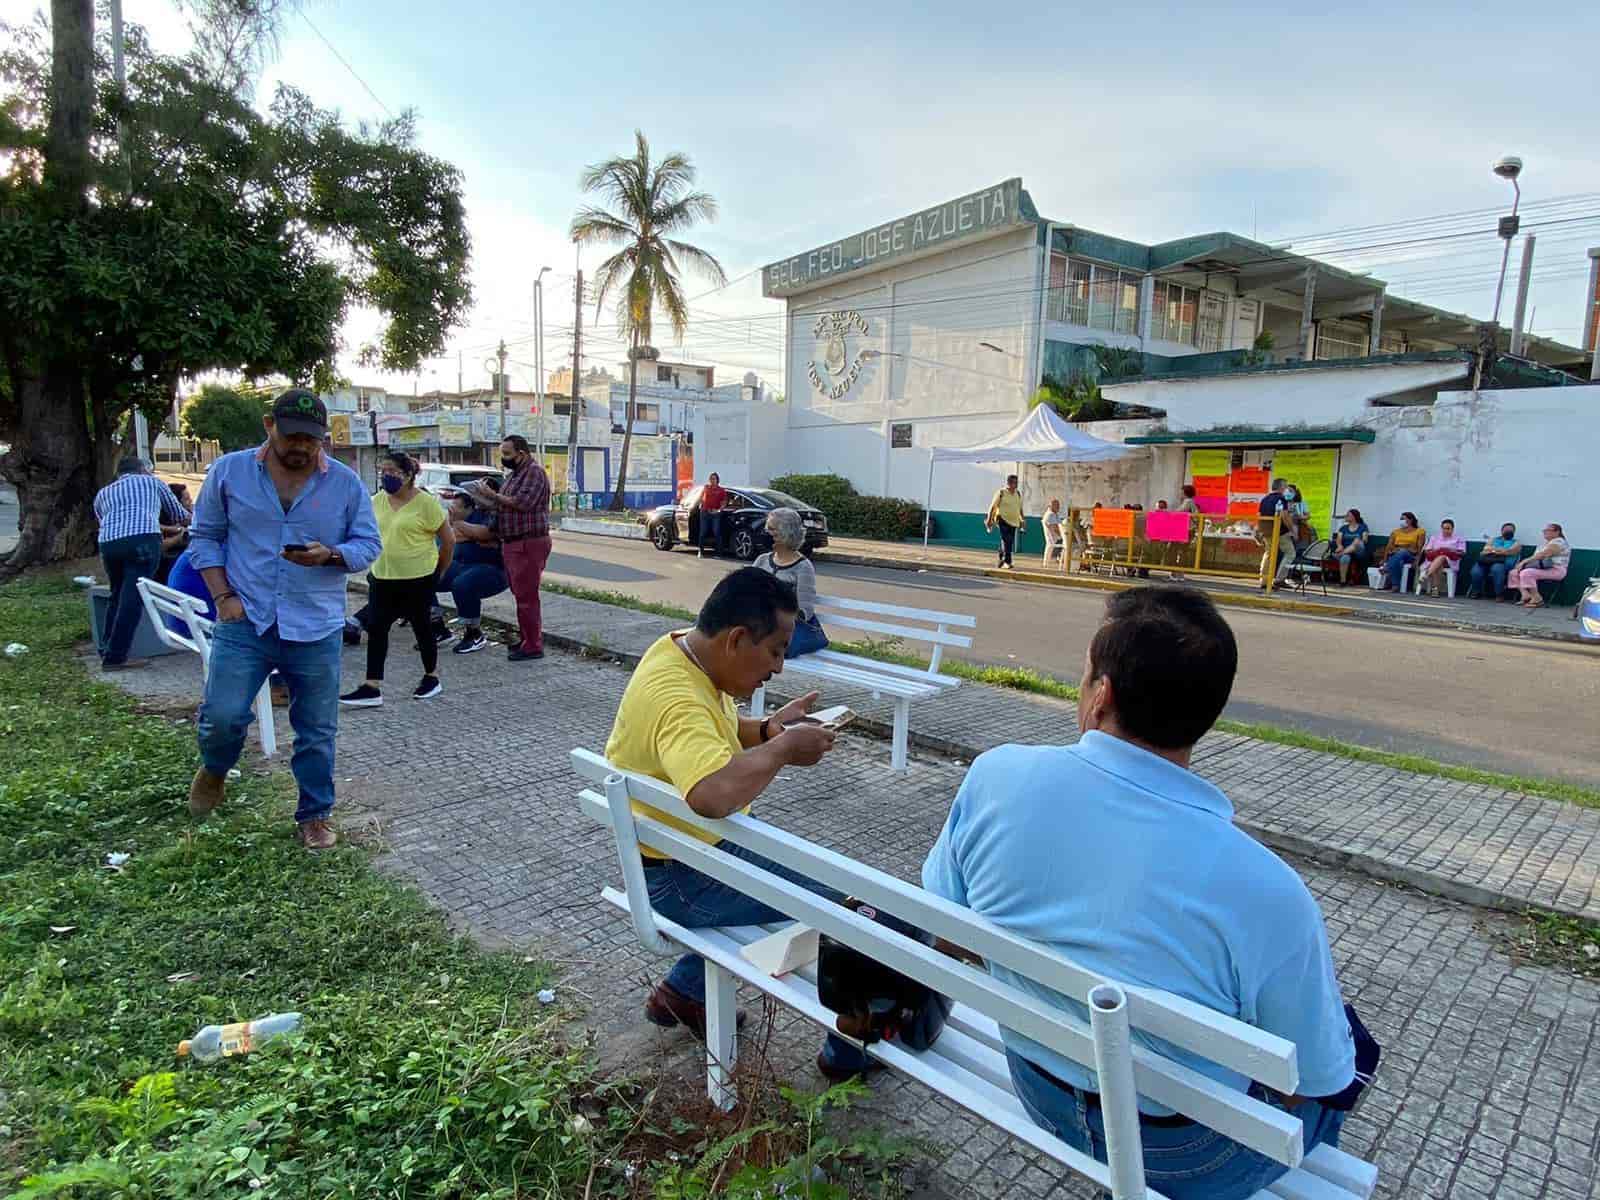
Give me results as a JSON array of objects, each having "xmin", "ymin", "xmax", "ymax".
[
  {"xmin": 431, "ymin": 621, "xmax": 455, "ymax": 646},
  {"xmin": 413, "ymin": 675, "xmax": 443, "ymax": 700},
  {"xmin": 507, "ymin": 647, "xmax": 544, "ymax": 662},
  {"xmin": 453, "ymin": 630, "xmax": 488, "ymax": 654},
  {"xmin": 339, "ymin": 684, "xmax": 382, "ymax": 708}
]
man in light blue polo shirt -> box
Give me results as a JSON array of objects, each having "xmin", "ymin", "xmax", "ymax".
[{"xmin": 923, "ymin": 587, "xmax": 1354, "ymax": 1200}]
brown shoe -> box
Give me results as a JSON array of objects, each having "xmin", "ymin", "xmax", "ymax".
[
  {"xmin": 296, "ymin": 818, "xmax": 337, "ymax": 851},
  {"xmin": 188, "ymin": 768, "xmax": 226, "ymax": 818},
  {"xmin": 645, "ymin": 981, "xmax": 746, "ymax": 1041},
  {"xmin": 816, "ymin": 1051, "xmax": 887, "ymax": 1084}
]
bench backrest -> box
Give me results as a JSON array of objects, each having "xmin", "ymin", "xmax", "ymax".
[
  {"xmin": 136, "ymin": 577, "xmax": 216, "ymax": 660},
  {"xmin": 811, "ymin": 593, "xmax": 975, "ymax": 673},
  {"xmin": 570, "ymin": 747, "xmax": 1307, "ymax": 1169}
]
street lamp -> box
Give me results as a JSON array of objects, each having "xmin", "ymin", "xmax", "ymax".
[
  {"xmin": 1489, "ymin": 155, "xmax": 1523, "ymax": 326},
  {"xmin": 534, "ymin": 266, "xmax": 551, "ymax": 460}
]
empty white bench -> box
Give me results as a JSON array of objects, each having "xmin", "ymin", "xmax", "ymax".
[
  {"xmin": 751, "ymin": 594, "xmax": 973, "ymax": 771},
  {"xmin": 136, "ymin": 578, "xmax": 276, "ymax": 757},
  {"xmin": 572, "ymin": 748, "xmax": 1377, "ymax": 1200}
]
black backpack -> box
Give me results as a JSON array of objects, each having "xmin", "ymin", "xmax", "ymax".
[{"xmin": 815, "ymin": 898, "xmax": 953, "ymax": 1052}]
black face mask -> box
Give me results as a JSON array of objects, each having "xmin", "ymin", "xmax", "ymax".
[{"xmin": 500, "ymin": 455, "xmax": 519, "ymax": 470}]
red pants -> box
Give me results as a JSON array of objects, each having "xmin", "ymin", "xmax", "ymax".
[{"xmin": 501, "ymin": 534, "xmax": 552, "ymax": 653}]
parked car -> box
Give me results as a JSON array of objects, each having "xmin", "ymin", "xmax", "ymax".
[
  {"xmin": 416, "ymin": 463, "xmax": 503, "ymax": 502},
  {"xmin": 646, "ymin": 486, "xmax": 829, "ymax": 560}
]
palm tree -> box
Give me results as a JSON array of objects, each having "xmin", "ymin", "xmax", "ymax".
[{"xmin": 570, "ymin": 131, "xmax": 727, "ymax": 511}]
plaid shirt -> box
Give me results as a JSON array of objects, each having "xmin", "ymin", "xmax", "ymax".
[
  {"xmin": 93, "ymin": 474, "xmax": 190, "ymax": 544},
  {"xmin": 497, "ymin": 459, "xmax": 550, "ymax": 539}
]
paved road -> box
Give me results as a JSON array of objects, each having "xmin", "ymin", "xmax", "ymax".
[{"xmin": 546, "ymin": 530, "xmax": 1600, "ymax": 788}]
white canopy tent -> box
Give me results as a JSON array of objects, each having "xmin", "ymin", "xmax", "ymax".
[{"xmin": 922, "ymin": 405, "xmax": 1140, "ymax": 548}]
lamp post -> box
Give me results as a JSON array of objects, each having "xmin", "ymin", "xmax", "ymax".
[
  {"xmin": 1489, "ymin": 155, "xmax": 1523, "ymax": 327},
  {"xmin": 534, "ymin": 266, "xmax": 551, "ymax": 462}
]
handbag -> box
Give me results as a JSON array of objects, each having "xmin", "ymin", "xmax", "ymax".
[
  {"xmin": 1319, "ymin": 1003, "xmax": 1381, "ymax": 1111},
  {"xmin": 815, "ymin": 898, "xmax": 953, "ymax": 1052}
]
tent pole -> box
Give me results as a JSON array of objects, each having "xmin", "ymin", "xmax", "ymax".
[{"xmin": 923, "ymin": 452, "xmax": 935, "ymax": 552}]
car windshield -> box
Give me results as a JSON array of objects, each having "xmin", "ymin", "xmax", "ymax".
[{"xmin": 745, "ymin": 489, "xmax": 811, "ymax": 510}]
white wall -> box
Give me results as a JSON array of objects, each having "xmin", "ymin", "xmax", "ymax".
[{"xmin": 689, "ymin": 401, "xmax": 789, "ymax": 489}]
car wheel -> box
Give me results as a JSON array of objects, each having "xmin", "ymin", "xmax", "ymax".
[
  {"xmin": 650, "ymin": 522, "xmax": 675, "ymax": 552},
  {"xmin": 732, "ymin": 527, "xmax": 758, "ymax": 560}
]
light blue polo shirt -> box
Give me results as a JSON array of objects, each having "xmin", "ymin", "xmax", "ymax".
[{"xmin": 922, "ymin": 732, "xmax": 1354, "ymax": 1112}]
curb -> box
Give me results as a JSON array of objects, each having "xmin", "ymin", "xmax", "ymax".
[
  {"xmin": 813, "ymin": 548, "xmax": 1593, "ymax": 645},
  {"xmin": 560, "ymin": 517, "xmax": 646, "ymax": 541}
]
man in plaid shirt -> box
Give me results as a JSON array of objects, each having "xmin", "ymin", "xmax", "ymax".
[
  {"xmin": 468, "ymin": 435, "xmax": 551, "ymax": 661},
  {"xmin": 93, "ymin": 457, "xmax": 190, "ymax": 669}
]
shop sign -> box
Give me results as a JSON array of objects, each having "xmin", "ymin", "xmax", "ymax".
[
  {"xmin": 763, "ymin": 179, "xmax": 1024, "ymax": 296},
  {"xmin": 329, "ymin": 413, "xmax": 374, "ymax": 447},
  {"xmin": 440, "ymin": 420, "xmax": 473, "ymax": 447},
  {"xmin": 390, "ymin": 426, "xmax": 435, "ymax": 450}
]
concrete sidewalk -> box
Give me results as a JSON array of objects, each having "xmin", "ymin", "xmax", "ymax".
[{"xmin": 814, "ymin": 535, "xmax": 1593, "ymax": 645}]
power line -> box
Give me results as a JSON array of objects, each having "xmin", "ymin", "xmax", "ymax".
[{"xmin": 300, "ymin": 13, "xmax": 393, "ymax": 118}]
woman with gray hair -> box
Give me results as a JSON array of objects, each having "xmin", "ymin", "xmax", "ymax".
[{"xmin": 755, "ymin": 507, "xmax": 828, "ymax": 657}]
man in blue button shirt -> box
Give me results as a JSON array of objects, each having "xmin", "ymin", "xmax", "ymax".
[
  {"xmin": 923, "ymin": 588, "xmax": 1355, "ymax": 1200},
  {"xmin": 186, "ymin": 389, "xmax": 381, "ymax": 850}
]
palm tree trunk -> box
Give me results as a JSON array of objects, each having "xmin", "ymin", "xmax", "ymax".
[{"xmin": 609, "ymin": 328, "xmax": 640, "ymax": 511}]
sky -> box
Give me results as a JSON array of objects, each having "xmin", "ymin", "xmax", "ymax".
[{"xmin": 118, "ymin": 0, "xmax": 1600, "ymax": 396}]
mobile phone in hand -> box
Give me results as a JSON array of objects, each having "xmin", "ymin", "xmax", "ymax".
[
  {"xmin": 283, "ymin": 543, "xmax": 309, "ymax": 553},
  {"xmin": 799, "ymin": 704, "xmax": 854, "ymax": 731}
]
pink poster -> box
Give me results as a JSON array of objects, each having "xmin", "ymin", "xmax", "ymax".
[
  {"xmin": 1194, "ymin": 496, "xmax": 1226, "ymax": 516},
  {"xmin": 1145, "ymin": 510, "xmax": 1192, "ymax": 542}
]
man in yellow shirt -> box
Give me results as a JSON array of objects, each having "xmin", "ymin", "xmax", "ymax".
[
  {"xmin": 986, "ymin": 473, "xmax": 1025, "ymax": 569},
  {"xmin": 605, "ymin": 567, "xmax": 874, "ymax": 1080}
]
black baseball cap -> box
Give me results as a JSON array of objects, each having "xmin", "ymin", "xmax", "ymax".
[{"xmin": 271, "ymin": 388, "xmax": 328, "ymax": 437}]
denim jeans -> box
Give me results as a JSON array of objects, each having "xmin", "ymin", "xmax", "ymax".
[
  {"xmin": 437, "ymin": 561, "xmax": 508, "ymax": 623},
  {"xmin": 997, "ymin": 519, "xmax": 1018, "ymax": 566},
  {"xmin": 1469, "ymin": 558, "xmax": 1510, "ymax": 598},
  {"xmin": 785, "ymin": 614, "xmax": 829, "ymax": 659},
  {"xmin": 1384, "ymin": 549, "xmax": 1416, "ymax": 589},
  {"xmin": 197, "ymin": 620, "xmax": 343, "ymax": 823},
  {"xmin": 699, "ymin": 511, "xmax": 723, "ymax": 553},
  {"xmin": 645, "ymin": 841, "xmax": 868, "ymax": 1071},
  {"xmin": 99, "ymin": 533, "xmax": 163, "ymax": 664},
  {"xmin": 1006, "ymin": 1049, "xmax": 1346, "ymax": 1200}
]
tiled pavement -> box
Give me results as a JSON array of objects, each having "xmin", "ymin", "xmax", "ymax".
[{"xmin": 105, "ymin": 632, "xmax": 1600, "ymax": 1200}]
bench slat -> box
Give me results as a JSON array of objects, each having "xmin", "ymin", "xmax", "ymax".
[
  {"xmin": 806, "ymin": 650, "xmax": 962, "ymax": 689},
  {"xmin": 820, "ymin": 612, "xmax": 975, "ymax": 649},
  {"xmin": 573, "ymin": 752, "xmax": 1301, "ymax": 1096},
  {"xmin": 776, "ymin": 658, "xmax": 942, "ymax": 698},
  {"xmin": 1300, "ymin": 1146, "xmax": 1378, "ymax": 1199},
  {"xmin": 1259, "ymin": 1167, "xmax": 1359, "ymax": 1200},
  {"xmin": 578, "ymin": 796, "xmax": 1304, "ymax": 1168},
  {"xmin": 599, "ymin": 889, "xmax": 1160, "ymax": 1200},
  {"xmin": 814, "ymin": 594, "xmax": 978, "ymax": 629}
]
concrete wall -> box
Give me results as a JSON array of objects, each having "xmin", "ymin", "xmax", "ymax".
[{"xmin": 690, "ymin": 402, "xmax": 788, "ymax": 489}]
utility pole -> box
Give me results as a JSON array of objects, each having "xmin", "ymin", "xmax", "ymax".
[
  {"xmin": 496, "ymin": 339, "xmax": 508, "ymax": 443},
  {"xmin": 456, "ymin": 349, "xmax": 462, "ymax": 395},
  {"xmin": 566, "ymin": 269, "xmax": 583, "ymax": 497},
  {"xmin": 1508, "ymin": 235, "xmax": 1536, "ymax": 357},
  {"xmin": 535, "ymin": 266, "xmax": 551, "ymax": 466}
]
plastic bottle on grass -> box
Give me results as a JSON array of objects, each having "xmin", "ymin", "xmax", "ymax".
[{"xmin": 177, "ymin": 1012, "xmax": 301, "ymax": 1061}]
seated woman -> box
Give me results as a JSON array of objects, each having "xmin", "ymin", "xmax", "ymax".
[
  {"xmin": 1507, "ymin": 522, "xmax": 1571, "ymax": 609},
  {"xmin": 1329, "ymin": 509, "xmax": 1370, "ymax": 584},
  {"xmin": 435, "ymin": 485, "xmax": 509, "ymax": 655},
  {"xmin": 1468, "ymin": 523, "xmax": 1520, "ymax": 600},
  {"xmin": 1378, "ymin": 511, "xmax": 1426, "ymax": 591},
  {"xmin": 1417, "ymin": 518, "xmax": 1466, "ymax": 596},
  {"xmin": 755, "ymin": 507, "xmax": 828, "ymax": 658}
]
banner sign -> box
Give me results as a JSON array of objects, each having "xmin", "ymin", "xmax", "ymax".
[
  {"xmin": 1193, "ymin": 475, "xmax": 1229, "ymax": 499},
  {"xmin": 1185, "ymin": 449, "xmax": 1233, "ymax": 479},
  {"xmin": 1145, "ymin": 510, "xmax": 1192, "ymax": 542},
  {"xmin": 1270, "ymin": 448, "xmax": 1338, "ymax": 538},
  {"xmin": 1230, "ymin": 466, "xmax": 1270, "ymax": 494},
  {"xmin": 440, "ymin": 420, "xmax": 473, "ymax": 447},
  {"xmin": 329, "ymin": 413, "xmax": 374, "ymax": 447},
  {"xmin": 389, "ymin": 425, "xmax": 435, "ymax": 450},
  {"xmin": 1091, "ymin": 508, "xmax": 1136, "ymax": 538}
]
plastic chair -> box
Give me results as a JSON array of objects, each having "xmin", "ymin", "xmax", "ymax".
[
  {"xmin": 1287, "ymin": 539, "xmax": 1331, "ymax": 597},
  {"xmin": 1415, "ymin": 558, "xmax": 1459, "ymax": 598}
]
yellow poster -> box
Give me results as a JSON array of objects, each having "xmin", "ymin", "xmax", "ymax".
[
  {"xmin": 329, "ymin": 414, "xmax": 351, "ymax": 446},
  {"xmin": 1185, "ymin": 449, "xmax": 1232, "ymax": 480},
  {"xmin": 1270, "ymin": 449, "xmax": 1338, "ymax": 539}
]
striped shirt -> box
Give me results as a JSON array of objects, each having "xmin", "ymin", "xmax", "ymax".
[{"xmin": 93, "ymin": 474, "xmax": 190, "ymax": 544}]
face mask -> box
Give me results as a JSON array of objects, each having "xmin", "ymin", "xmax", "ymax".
[
  {"xmin": 501, "ymin": 455, "xmax": 519, "ymax": 470},
  {"xmin": 381, "ymin": 475, "xmax": 403, "ymax": 494}
]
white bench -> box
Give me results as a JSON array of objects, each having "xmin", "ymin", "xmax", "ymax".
[
  {"xmin": 136, "ymin": 578, "xmax": 277, "ymax": 757},
  {"xmin": 571, "ymin": 748, "xmax": 1378, "ymax": 1200},
  {"xmin": 750, "ymin": 594, "xmax": 973, "ymax": 771}
]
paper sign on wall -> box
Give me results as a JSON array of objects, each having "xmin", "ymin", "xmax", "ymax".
[
  {"xmin": 1091, "ymin": 508, "xmax": 1136, "ymax": 538},
  {"xmin": 1194, "ymin": 496, "xmax": 1226, "ymax": 515},
  {"xmin": 1145, "ymin": 510, "xmax": 1192, "ymax": 542},
  {"xmin": 1193, "ymin": 475, "xmax": 1229, "ymax": 499},
  {"xmin": 1186, "ymin": 449, "xmax": 1233, "ymax": 479},
  {"xmin": 1227, "ymin": 501, "xmax": 1261, "ymax": 517},
  {"xmin": 1230, "ymin": 467, "xmax": 1270, "ymax": 493},
  {"xmin": 1270, "ymin": 449, "xmax": 1338, "ymax": 537}
]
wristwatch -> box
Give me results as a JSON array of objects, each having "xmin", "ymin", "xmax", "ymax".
[
  {"xmin": 326, "ymin": 547, "xmax": 346, "ymax": 569},
  {"xmin": 761, "ymin": 715, "xmax": 780, "ymax": 743}
]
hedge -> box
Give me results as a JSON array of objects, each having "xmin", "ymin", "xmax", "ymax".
[{"xmin": 770, "ymin": 473, "xmax": 925, "ymax": 542}]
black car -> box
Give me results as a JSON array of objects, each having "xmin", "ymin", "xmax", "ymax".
[{"xmin": 646, "ymin": 486, "xmax": 829, "ymax": 560}]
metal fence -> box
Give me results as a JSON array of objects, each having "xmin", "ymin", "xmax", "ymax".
[{"xmin": 1062, "ymin": 507, "xmax": 1282, "ymax": 587}]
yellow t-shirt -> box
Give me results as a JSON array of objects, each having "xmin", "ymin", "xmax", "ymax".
[
  {"xmin": 605, "ymin": 632, "xmax": 743, "ymax": 859},
  {"xmin": 989, "ymin": 488, "xmax": 1024, "ymax": 527},
  {"xmin": 371, "ymin": 490, "xmax": 446, "ymax": 580},
  {"xmin": 1386, "ymin": 526, "xmax": 1426, "ymax": 555}
]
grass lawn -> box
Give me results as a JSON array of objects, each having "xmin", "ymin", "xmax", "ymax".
[{"xmin": 0, "ymin": 576, "xmax": 909, "ymax": 1199}]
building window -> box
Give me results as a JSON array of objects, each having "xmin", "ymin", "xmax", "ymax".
[
  {"xmin": 656, "ymin": 365, "xmax": 673, "ymax": 383},
  {"xmin": 1151, "ymin": 281, "xmax": 1197, "ymax": 345},
  {"xmin": 1197, "ymin": 292, "xmax": 1228, "ymax": 353},
  {"xmin": 890, "ymin": 422, "xmax": 913, "ymax": 448},
  {"xmin": 1378, "ymin": 329, "xmax": 1407, "ymax": 354},
  {"xmin": 1050, "ymin": 254, "xmax": 1141, "ymax": 334},
  {"xmin": 1315, "ymin": 318, "xmax": 1369, "ymax": 361}
]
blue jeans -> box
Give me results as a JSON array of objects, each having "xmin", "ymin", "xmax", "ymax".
[
  {"xmin": 1469, "ymin": 558, "xmax": 1510, "ymax": 598},
  {"xmin": 99, "ymin": 533, "xmax": 163, "ymax": 664},
  {"xmin": 1383, "ymin": 549, "xmax": 1415, "ymax": 589},
  {"xmin": 1007, "ymin": 1049, "xmax": 1346, "ymax": 1200},
  {"xmin": 197, "ymin": 620, "xmax": 343, "ymax": 823},
  {"xmin": 698, "ymin": 511, "xmax": 723, "ymax": 553},
  {"xmin": 786, "ymin": 614, "xmax": 829, "ymax": 659},
  {"xmin": 437, "ymin": 561, "xmax": 508, "ymax": 623},
  {"xmin": 646, "ymin": 841, "xmax": 868, "ymax": 1071}
]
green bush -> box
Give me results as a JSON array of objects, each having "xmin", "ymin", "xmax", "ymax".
[{"xmin": 770, "ymin": 474, "xmax": 924, "ymax": 543}]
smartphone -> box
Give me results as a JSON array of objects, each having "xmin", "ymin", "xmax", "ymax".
[
  {"xmin": 283, "ymin": 543, "xmax": 309, "ymax": 553},
  {"xmin": 798, "ymin": 704, "xmax": 854, "ymax": 731}
]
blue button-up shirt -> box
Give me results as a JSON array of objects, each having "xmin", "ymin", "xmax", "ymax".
[
  {"xmin": 922, "ymin": 732, "xmax": 1354, "ymax": 1112},
  {"xmin": 189, "ymin": 446, "xmax": 381, "ymax": 642}
]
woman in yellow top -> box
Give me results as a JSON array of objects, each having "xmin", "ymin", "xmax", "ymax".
[
  {"xmin": 985, "ymin": 473, "xmax": 1025, "ymax": 569},
  {"xmin": 340, "ymin": 452, "xmax": 454, "ymax": 706},
  {"xmin": 1378, "ymin": 511, "xmax": 1426, "ymax": 592}
]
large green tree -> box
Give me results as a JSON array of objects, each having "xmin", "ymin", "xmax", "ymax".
[
  {"xmin": 181, "ymin": 383, "xmax": 271, "ymax": 452},
  {"xmin": 0, "ymin": 7, "xmax": 471, "ymax": 574},
  {"xmin": 570, "ymin": 131, "xmax": 725, "ymax": 510}
]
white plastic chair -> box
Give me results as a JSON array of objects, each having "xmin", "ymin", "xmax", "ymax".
[
  {"xmin": 1414, "ymin": 560, "xmax": 1459, "ymax": 598},
  {"xmin": 136, "ymin": 578, "xmax": 276, "ymax": 757}
]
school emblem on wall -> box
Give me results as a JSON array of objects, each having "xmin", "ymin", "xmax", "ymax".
[{"xmin": 807, "ymin": 310, "xmax": 870, "ymax": 400}]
